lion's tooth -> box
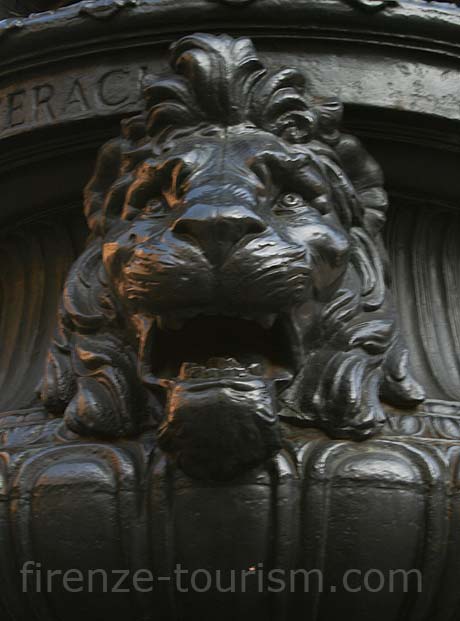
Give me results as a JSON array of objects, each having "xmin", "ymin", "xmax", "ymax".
[
  {"xmin": 179, "ymin": 362, "xmax": 206, "ymax": 379},
  {"xmin": 178, "ymin": 362, "xmax": 194, "ymax": 379},
  {"xmin": 219, "ymin": 368, "xmax": 237, "ymax": 377},
  {"xmin": 249, "ymin": 363, "xmax": 264, "ymax": 376},
  {"xmin": 191, "ymin": 366, "xmax": 206, "ymax": 378},
  {"xmin": 205, "ymin": 357, "xmax": 240, "ymax": 369}
]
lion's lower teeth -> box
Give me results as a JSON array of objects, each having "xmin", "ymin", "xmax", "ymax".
[
  {"xmin": 205, "ymin": 357, "xmax": 241, "ymax": 369},
  {"xmin": 178, "ymin": 358, "xmax": 265, "ymax": 380},
  {"xmin": 248, "ymin": 363, "xmax": 264, "ymax": 376}
]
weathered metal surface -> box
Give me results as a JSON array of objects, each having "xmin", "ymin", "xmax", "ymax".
[{"xmin": 0, "ymin": 3, "xmax": 459, "ymax": 620}]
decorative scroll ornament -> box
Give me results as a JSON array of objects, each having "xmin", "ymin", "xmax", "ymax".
[{"xmin": 41, "ymin": 33, "xmax": 424, "ymax": 480}]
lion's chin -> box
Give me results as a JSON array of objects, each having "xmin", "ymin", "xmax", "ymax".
[{"xmin": 157, "ymin": 368, "xmax": 282, "ymax": 481}]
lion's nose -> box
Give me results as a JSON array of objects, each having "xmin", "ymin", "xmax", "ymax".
[{"xmin": 172, "ymin": 204, "xmax": 266, "ymax": 264}]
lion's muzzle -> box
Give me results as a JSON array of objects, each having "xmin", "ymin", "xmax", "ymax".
[{"xmin": 172, "ymin": 201, "xmax": 267, "ymax": 267}]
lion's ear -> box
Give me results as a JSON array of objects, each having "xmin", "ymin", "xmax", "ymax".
[
  {"xmin": 84, "ymin": 115, "xmax": 148, "ymax": 236},
  {"xmin": 84, "ymin": 138, "xmax": 124, "ymax": 235},
  {"xmin": 333, "ymin": 133, "xmax": 389, "ymax": 236}
]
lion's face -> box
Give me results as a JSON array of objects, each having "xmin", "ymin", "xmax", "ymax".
[
  {"xmin": 42, "ymin": 33, "xmax": 424, "ymax": 481},
  {"xmin": 104, "ymin": 128, "xmax": 350, "ymax": 370},
  {"xmin": 99, "ymin": 128, "xmax": 352, "ymax": 478}
]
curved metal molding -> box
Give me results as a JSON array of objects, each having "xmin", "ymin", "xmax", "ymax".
[
  {"xmin": 0, "ymin": 0, "xmax": 459, "ymax": 153},
  {"xmin": 0, "ymin": 0, "xmax": 459, "ymax": 63}
]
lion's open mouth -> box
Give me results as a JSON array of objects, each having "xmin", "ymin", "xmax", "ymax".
[{"xmin": 149, "ymin": 314, "xmax": 299, "ymax": 389}]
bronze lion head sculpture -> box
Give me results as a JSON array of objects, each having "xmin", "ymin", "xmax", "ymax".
[{"xmin": 41, "ymin": 33, "xmax": 424, "ymax": 480}]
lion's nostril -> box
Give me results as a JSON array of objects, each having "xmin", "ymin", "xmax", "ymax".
[
  {"xmin": 246, "ymin": 219, "xmax": 266, "ymax": 236},
  {"xmin": 172, "ymin": 219, "xmax": 195, "ymax": 238}
]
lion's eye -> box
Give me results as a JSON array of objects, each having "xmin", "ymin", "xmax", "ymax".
[
  {"xmin": 273, "ymin": 193, "xmax": 306, "ymax": 216},
  {"xmin": 274, "ymin": 192, "xmax": 330, "ymax": 217},
  {"xmin": 281, "ymin": 193, "xmax": 304, "ymax": 208}
]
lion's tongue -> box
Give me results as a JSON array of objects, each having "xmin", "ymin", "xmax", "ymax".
[{"xmin": 178, "ymin": 357, "xmax": 264, "ymax": 380}]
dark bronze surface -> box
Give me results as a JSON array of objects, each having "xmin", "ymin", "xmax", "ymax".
[
  {"xmin": 39, "ymin": 34, "xmax": 424, "ymax": 479},
  {"xmin": 0, "ymin": 1, "xmax": 460, "ymax": 619}
]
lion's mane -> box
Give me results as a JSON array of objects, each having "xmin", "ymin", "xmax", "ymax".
[{"xmin": 41, "ymin": 34, "xmax": 424, "ymax": 440}]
